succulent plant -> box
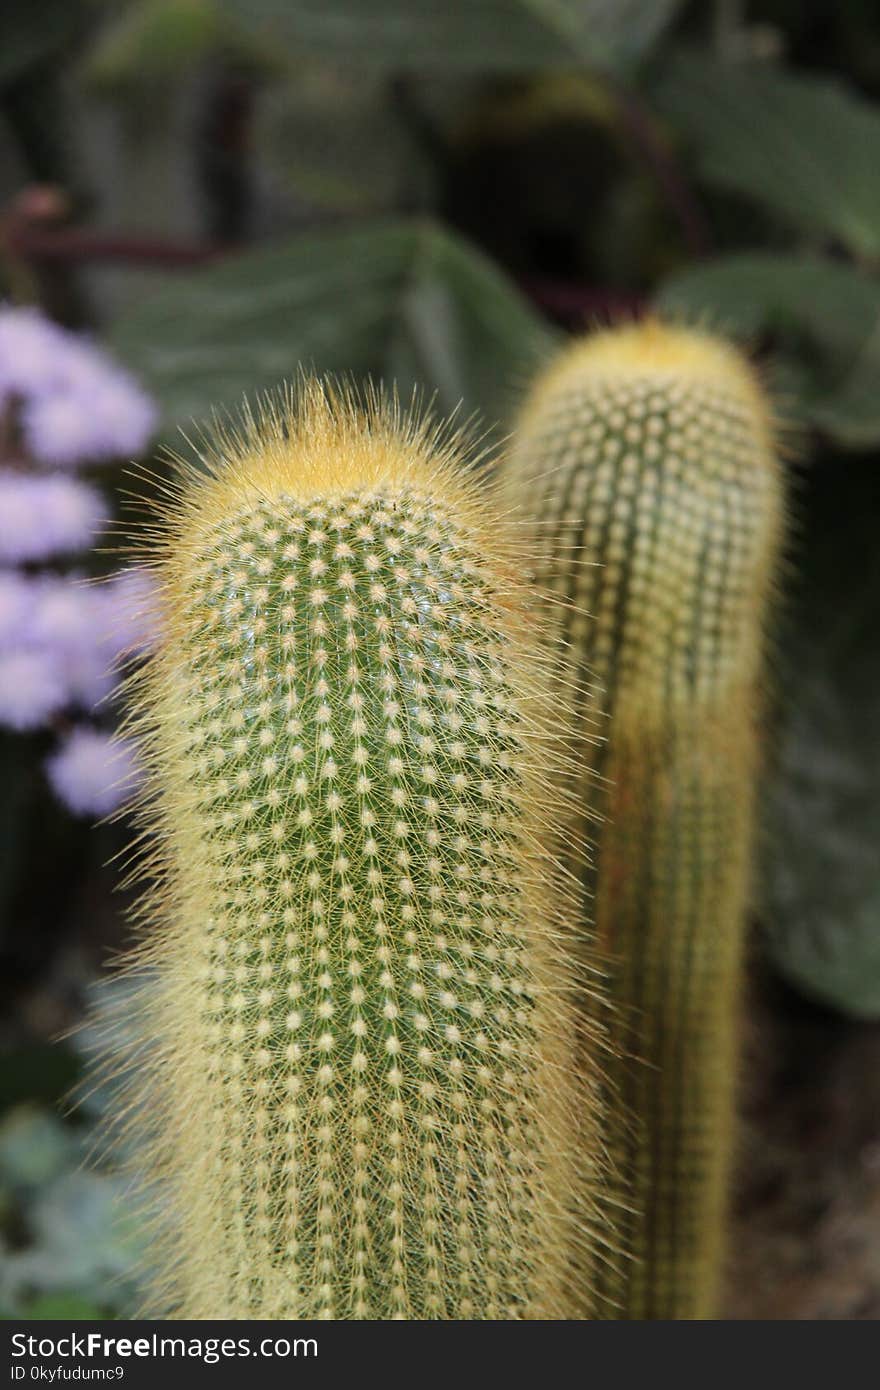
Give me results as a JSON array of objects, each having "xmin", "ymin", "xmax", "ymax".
[
  {"xmin": 114, "ymin": 381, "xmax": 604, "ymax": 1319},
  {"xmin": 501, "ymin": 321, "xmax": 784, "ymax": 1318}
]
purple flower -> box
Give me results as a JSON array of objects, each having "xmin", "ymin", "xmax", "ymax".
[
  {"xmin": 61, "ymin": 642, "xmax": 118, "ymax": 712},
  {"xmin": 43, "ymin": 476, "xmax": 108, "ymax": 551},
  {"xmin": 0, "ymin": 472, "xmax": 106, "ymax": 563},
  {"xmin": 28, "ymin": 577, "xmax": 119, "ymax": 711},
  {"xmin": 20, "ymin": 364, "xmax": 157, "ymax": 468},
  {"xmin": 0, "ymin": 303, "xmax": 157, "ymax": 466},
  {"xmin": 45, "ymin": 725, "xmax": 141, "ymax": 817},
  {"xmin": 29, "ymin": 575, "xmax": 101, "ymax": 648},
  {"xmin": 0, "ymin": 307, "xmax": 70, "ymax": 401},
  {"xmin": 0, "ymin": 307, "xmax": 158, "ymax": 792},
  {"xmin": 19, "ymin": 392, "xmax": 102, "ymax": 469},
  {"xmin": 101, "ymin": 568, "xmax": 163, "ymax": 656},
  {"xmin": 0, "ymin": 571, "xmax": 162, "ymax": 717},
  {"xmin": 86, "ymin": 368, "xmax": 158, "ymax": 461},
  {"xmin": 0, "ymin": 570, "xmax": 35, "ymax": 647},
  {"xmin": 0, "ymin": 647, "xmax": 66, "ymax": 730}
]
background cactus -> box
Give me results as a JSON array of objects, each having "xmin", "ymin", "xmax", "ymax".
[
  {"xmin": 115, "ymin": 382, "xmax": 603, "ymax": 1320},
  {"xmin": 502, "ymin": 321, "xmax": 785, "ymax": 1319}
]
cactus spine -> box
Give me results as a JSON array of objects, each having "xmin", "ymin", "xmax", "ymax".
[
  {"xmin": 120, "ymin": 383, "xmax": 601, "ymax": 1320},
  {"xmin": 502, "ymin": 322, "xmax": 784, "ymax": 1319}
]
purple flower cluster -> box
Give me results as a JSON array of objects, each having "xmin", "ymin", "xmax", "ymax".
[
  {"xmin": 0, "ymin": 569, "xmax": 160, "ymax": 727},
  {"xmin": 0, "ymin": 305, "xmax": 160, "ymax": 817},
  {"xmin": 0, "ymin": 472, "xmax": 106, "ymax": 563},
  {"xmin": 0, "ymin": 306, "xmax": 157, "ymax": 466},
  {"xmin": 47, "ymin": 726, "xmax": 142, "ymax": 820}
]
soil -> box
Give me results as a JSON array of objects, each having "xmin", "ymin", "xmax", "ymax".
[{"xmin": 725, "ymin": 971, "xmax": 880, "ymax": 1319}]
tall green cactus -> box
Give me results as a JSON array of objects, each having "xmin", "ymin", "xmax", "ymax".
[
  {"xmin": 118, "ymin": 382, "xmax": 602, "ymax": 1320},
  {"xmin": 501, "ymin": 322, "xmax": 784, "ymax": 1319}
]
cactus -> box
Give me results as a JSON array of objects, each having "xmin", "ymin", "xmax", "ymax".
[
  {"xmin": 501, "ymin": 321, "xmax": 784, "ymax": 1318},
  {"xmin": 116, "ymin": 381, "xmax": 603, "ymax": 1320}
]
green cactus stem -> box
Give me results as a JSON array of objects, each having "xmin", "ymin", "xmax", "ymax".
[
  {"xmin": 502, "ymin": 322, "xmax": 784, "ymax": 1319},
  {"xmin": 116, "ymin": 382, "xmax": 604, "ymax": 1320}
]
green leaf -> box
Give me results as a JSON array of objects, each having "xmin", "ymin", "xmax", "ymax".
[
  {"xmin": 1, "ymin": 1172, "xmax": 145, "ymax": 1309},
  {"xmin": 213, "ymin": 0, "xmax": 685, "ymax": 74},
  {"xmin": 654, "ymin": 253, "xmax": 880, "ymax": 447},
  {"xmin": 0, "ymin": 0, "xmax": 95, "ymax": 87},
  {"xmin": 256, "ymin": 67, "xmax": 429, "ymax": 215},
  {"xmin": 0, "ymin": 1105, "xmax": 147, "ymax": 1317},
  {"xmin": 108, "ymin": 219, "xmax": 558, "ymax": 435},
  {"xmin": 811, "ymin": 315, "xmax": 880, "ymax": 448},
  {"xmin": 656, "ymin": 253, "xmax": 880, "ymax": 350},
  {"xmin": 763, "ymin": 463, "xmax": 880, "ymax": 1020},
  {"xmin": 651, "ymin": 52, "xmax": 880, "ymax": 259},
  {"xmin": 0, "ymin": 1108, "xmax": 77, "ymax": 1192},
  {"xmin": 84, "ymin": 0, "xmax": 277, "ymax": 94}
]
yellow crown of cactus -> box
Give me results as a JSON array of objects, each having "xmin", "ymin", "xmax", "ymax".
[
  {"xmin": 115, "ymin": 381, "xmax": 605, "ymax": 1320},
  {"xmin": 501, "ymin": 321, "xmax": 784, "ymax": 1319}
]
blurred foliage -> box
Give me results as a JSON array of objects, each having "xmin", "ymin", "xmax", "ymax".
[
  {"xmin": 0, "ymin": 1082, "xmax": 144, "ymax": 1319},
  {"xmin": 255, "ymin": 69, "xmax": 432, "ymax": 216},
  {"xmin": 212, "ymin": 0, "xmax": 686, "ymax": 75},
  {"xmin": 651, "ymin": 49, "xmax": 880, "ymax": 260},
  {"xmin": 763, "ymin": 461, "xmax": 880, "ymax": 1020},
  {"xmin": 0, "ymin": 975, "xmax": 155, "ymax": 1319},
  {"xmin": 442, "ymin": 74, "xmax": 687, "ymax": 287},
  {"xmin": 109, "ymin": 219, "xmax": 559, "ymax": 435},
  {"xmin": 655, "ymin": 255, "xmax": 880, "ymax": 447},
  {"xmin": 0, "ymin": 1, "xmax": 98, "ymax": 91},
  {"xmin": 85, "ymin": 0, "xmax": 278, "ymax": 94}
]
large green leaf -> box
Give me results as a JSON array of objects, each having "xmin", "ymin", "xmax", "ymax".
[
  {"xmin": 109, "ymin": 219, "xmax": 559, "ymax": 435},
  {"xmin": 0, "ymin": 0, "xmax": 96, "ymax": 88},
  {"xmin": 84, "ymin": 0, "xmax": 277, "ymax": 92},
  {"xmin": 256, "ymin": 66, "xmax": 430, "ymax": 215},
  {"xmin": 214, "ymin": 0, "xmax": 685, "ymax": 73},
  {"xmin": 812, "ymin": 316, "xmax": 880, "ymax": 448},
  {"xmin": 656, "ymin": 253, "xmax": 880, "ymax": 350},
  {"xmin": 0, "ymin": 1106, "xmax": 146, "ymax": 1317},
  {"xmin": 651, "ymin": 52, "xmax": 880, "ymax": 260},
  {"xmin": 654, "ymin": 253, "xmax": 880, "ymax": 447},
  {"xmin": 763, "ymin": 462, "xmax": 880, "ymax": 1020}
]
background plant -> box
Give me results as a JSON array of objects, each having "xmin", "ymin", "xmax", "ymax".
[
  {"xmin": 502, "ymin": 321, "xmax": 784, "ymax": 1317},
  {"xmin": 0, "ymin": 306, "xmax": 157, "ymax": 810}
]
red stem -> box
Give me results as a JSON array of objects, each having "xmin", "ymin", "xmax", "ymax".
[{"xmin": 6, "ymin": 223, "xmax": 227, "ymax": 268}]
